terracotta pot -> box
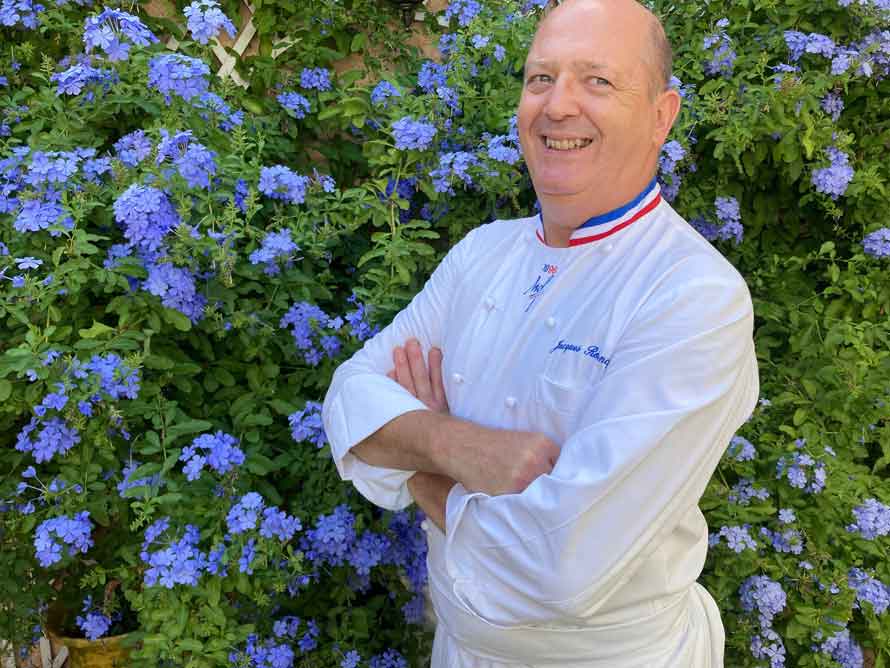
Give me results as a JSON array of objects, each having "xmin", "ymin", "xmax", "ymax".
[{"xmin": 42, "ymin": 604, "xmax": 133, "ymax": 668}]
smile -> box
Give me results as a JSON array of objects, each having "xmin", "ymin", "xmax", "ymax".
[{"xmin": 543, "ymin": 136, "xmax": 593, "ymax": 151}]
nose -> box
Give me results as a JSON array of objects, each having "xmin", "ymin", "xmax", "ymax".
[{"xmin": 544, "ymin": 75, "xmax": 581, "ymax": 121}]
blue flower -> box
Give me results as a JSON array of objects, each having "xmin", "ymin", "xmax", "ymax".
[
  {"xmin": 300, "ymin": 504, "xmax": 356, "ymax": 567},
  {"xmin": 709, "ymin": 524, "xmax": 758, "ymax": 553},
  {"xmin": 371, "ymin": 81, "xmax": 400, "ymax": 107},
  {"xmin": 184, "ymin": 0, "xmax": 236, "ymax": 44},
  {"xmin": 369, "ymin": 649, "xmax": 408, "ymax": 668},
  {"xmin": 113, "ymin": 184, "xmax": 180, "ymax": 254},
  {"xmin": 143, "ymin": 524, "xmax": 207, "ymax": 588},
  {"xmin": 444, "ymin": 0, "xmax": 482, "ymax": 27},
  {"xmin": 238, "ymin": 538, "xmax": 256, "ymax": 574},
  {"xmin": 820, "ymin": 628, "xmax": 863, "ymax": 668},
  {"xmin": 846, "ymin": 498, "xmax": 890, "ymax": 539},
  {"xmin": 83, "ymin": 8, "xmax": 158, "ymax": 61},
  {"xmin": 148, "ymin": 54, "xmax": 210, "ymax": 104},
  {"xmin": 821, "ymin": 92, "xmax": 844, "ymax": 121},
  {"xmin": 249, "ymin": 228, "xmax": 299, "ymax": 275},
  {"xmin": 862, "ymin": 228, "xmax": 890, "ymax": 258},
  {"xmin": 341, "ymin": 650, "xmax": 361, "ymax": 668},
  {"xmin": 260, "ymin": 507, "xmax": 302, "ymax": 541},
  {"xmin": 114, "ymin": 130, "xmax": 153, "ymax": 167},
  {"xmin": 227, "ymin": 492, "xmax": 265, "ymax": 534},
  {"xmin": 740, "ymin": 575, "xmax": 786, "ymax": 629},
  {"xmin": 76, "ymin": 603, "xmax": 111, "ymax": 641},
  {"xmin": 288, "ymin": 401, "xmax": 327, "ymax": 447},
  {"xmin": 14, "ymin": 256, "xmax": 41, "ymax": 270},
  {"xmin": 143, "ymin": 261, "xmax": 207, "ymax": 323},
  {"xmin": 299, "ymin": 67, "xmax": 332, "ymax": 91},
  {"xmin": 278, "ymin": 90, "xmax": 311, "ymax": 118},
  {"xmin": 391, "ymin": 117, "xmax": 437, "ymax": 151},
  {"xmin": 258, "ymin": 165, "xmax": 310, "ymax": 204},
  {"xmin": 417, "ymin": 61, "xmax": 448, "ymax": 92},
  {"xmin": 847, "ymin": 567, "xmax": 890, "ymax": 615},
  {"xmin": 51, "ymin": 63, "xmax": 116, "ymax": 97},
  {"xmin": 33, "ymin": 512, "xmax": 93, "ymax": 567}
]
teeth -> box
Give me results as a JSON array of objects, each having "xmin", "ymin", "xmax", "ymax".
[{"xmin": 545, "ymin": 137, "xmax": 592, "ymax": 150}]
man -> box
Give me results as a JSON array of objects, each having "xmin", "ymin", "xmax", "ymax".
[{"xmin": 322, "ymin": 0, "xmax": 759, "ymax": 665}]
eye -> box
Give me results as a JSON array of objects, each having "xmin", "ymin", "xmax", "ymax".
[
  {"xmin": 590, "ymin": 76, "xmax": 611, "ymax": 87},
  {"xmin": 526, "ymin": 73, "xmax": 553, "ymax": 86}
]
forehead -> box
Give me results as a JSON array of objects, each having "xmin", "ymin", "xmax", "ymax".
[{"xmin": 525, "ymin": 2, "xmax": 650, "ymax": 80}]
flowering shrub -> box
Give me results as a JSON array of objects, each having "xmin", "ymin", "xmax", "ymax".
[{"xmin": 0, "ymin": 0, "xmax": 889, "ymax": 666}]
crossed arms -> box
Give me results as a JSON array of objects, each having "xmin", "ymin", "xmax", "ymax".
[{"xmin": 352, "ymin": 339, "xmax": 561, "ymax": 531}]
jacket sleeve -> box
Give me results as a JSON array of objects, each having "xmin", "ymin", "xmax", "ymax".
[
  {"xmin": 321, "ymin": 228, "xmax": 478, "ymax": 511},
  {"xmin": 440, "ymin": 269, "xmax": 760, "ymax": 626}
]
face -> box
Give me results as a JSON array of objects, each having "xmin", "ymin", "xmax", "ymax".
[{"xmin": 518, "ymin": 0, "xmax": 678, "ymax": 214}]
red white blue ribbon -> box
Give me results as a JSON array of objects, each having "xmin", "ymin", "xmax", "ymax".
[{"xmin": 536, "ymin": 178, "xmax": 662, "ymax": 247}]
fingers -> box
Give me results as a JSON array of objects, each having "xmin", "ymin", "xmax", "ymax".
[
  {"xmin": 428, "ymin": 347, "xmax": 448, "ymax": 409},
  {"xmin": 405, "ymin": 339, "xmax": 434, "ymax": 405},
  {"xmin": 393, "ymin": 346, "xmax": 417, "ymax": 395}
]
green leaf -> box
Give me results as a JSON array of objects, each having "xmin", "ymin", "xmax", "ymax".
[
  {"xmin": 166, "ymin": 419, "xmax": 213, "ymax": 443},
  {"xmin": 0, "ymin": 379, "xmax": 11, "ymax": 402},
  {"xmin": 162, "ymin": 308, "xmax": 192, "ymax": 332},
  {"xmin": 78, "ymin": 320, "xmax": 115, "ymax": 339}
]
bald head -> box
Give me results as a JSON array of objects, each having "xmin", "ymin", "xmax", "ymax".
[{"xmin": 534, "ymin": 0, "xmax": 673, "ymax": 97}]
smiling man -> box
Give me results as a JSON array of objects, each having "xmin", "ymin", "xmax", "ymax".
[{"xmin": 322, "ymin": 0, "xmax": 758, "ymax": 666}]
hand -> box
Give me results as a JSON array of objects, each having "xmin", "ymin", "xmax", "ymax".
[
  {"xmin": 448, "ymin": 427, "xmax": 561, "ymax": 496},
  {"xmin": 387, "ymin": 338, "xmax": 449, "ymax": 414}
]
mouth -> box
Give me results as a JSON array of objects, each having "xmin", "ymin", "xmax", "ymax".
[{"xmin": 542, "ymin": 136, "xmax": 593, "ymax": 151}]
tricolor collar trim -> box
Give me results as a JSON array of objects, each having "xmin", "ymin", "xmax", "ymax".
[{"xmin": 535, "ymin": 179, "xmax": 662, "ymax": 247}]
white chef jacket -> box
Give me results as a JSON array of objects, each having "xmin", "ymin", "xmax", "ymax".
[{"xmin": 322, "ymin": 180, "xmax": 759, "ymax": 668}]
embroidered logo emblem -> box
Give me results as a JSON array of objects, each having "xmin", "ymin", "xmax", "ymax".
[
  {"xmin": 550, "ymin": 340, "xmax": 611, "ymax": 368},
  {"xmin": 522, "ymin": 264, "xmax": 558, "ymax": 312}
]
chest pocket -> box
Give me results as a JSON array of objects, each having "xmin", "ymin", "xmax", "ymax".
[{"xmin": 532, "ymin": 344, "xmax": 611, "ymax": 443}]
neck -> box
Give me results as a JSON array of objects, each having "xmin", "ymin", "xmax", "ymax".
[{"xmin": 539, "ymin": 176, "xmax": 658, "ymax": 248}]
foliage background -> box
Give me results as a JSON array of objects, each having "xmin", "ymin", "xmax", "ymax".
[{"xmin": 1, "ymin": 0, "xmax": 889, "ymax": 667}]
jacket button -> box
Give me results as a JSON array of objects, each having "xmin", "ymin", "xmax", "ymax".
[
  {"xmin": 420, "ymin": 520, "xmax": 431, "ymax": 532},
  {"xmin": 505, "ymin": 396, "xmax": 518, "ymax": 408},
  {"xmin": 452, "ymin": 373, "xmax": 464, "ymax": 384},
  {"xmin": 484, "ymin": 297, "xmax": 495, "ymax": 310},
  {"xmin": 546, "ymin": 316, "xmax": 556, "ymax": 328},
  {"xmin": 602, "ymin": 243, "xmax": 614, "ymax": 253}
]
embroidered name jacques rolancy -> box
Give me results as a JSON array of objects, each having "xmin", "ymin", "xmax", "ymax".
[
  {"xmin": 550, "ymin": 340, "xmax": 611, "ymax": 368},
  {"xmin": 522, "ymin": 263, "xmax": 558, "ymax": 312}
]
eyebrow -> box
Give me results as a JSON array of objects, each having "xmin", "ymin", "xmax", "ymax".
[{"xmin": 524, "ymin": 59, "xmax": 613, "ymax": 73}]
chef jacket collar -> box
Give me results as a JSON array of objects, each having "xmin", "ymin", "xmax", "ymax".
[{"xmin": 535, "ymin": 177, "xmax": 662, "ymax": 248}]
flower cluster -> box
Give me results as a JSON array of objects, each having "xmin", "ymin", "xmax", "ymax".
[
  {"xmin": 444, "ymin": 0, "xmax": 482, "ymax": 27},
  {"xmin": 430, "ymin": 151, "xmax": 479, "ymax": 193},
  {"xmin": 184, "ymin": 0, "xmax": 236, "ymax": 44},
  {"xmin": 726, "ymin": 435, "xmax": 757, "ymax": 462},
  {"xmin": 819, "ymin": 628, "xmax": 864, "ymax": 668},
  {"xmin": 75, "ymin": 596, "xmax": 111, "ymax": 641},
  {"xmin": 691, "ymin": 196, "xmax": 743, "ymax": 245},
  {"xmin": 33, "ymin": 512, "xmax": 93, "ymax": 567},
  {"xmin": 258, "ymin": 165, "xmax": 310, "ymax": 205},
  {"xmin": 289, "ymin": 401, "xmax": 327, "ymax": 448},
  {"xmin": 148, "ymin": 54, "xmax": 211, "ymax": 104},
  {"xmin": 811, "ymin": 147, "xmax": 854, "ymax": 200},
  {"xmin": 846, "ymin": 498, "xmax": 890, "ymax": 539},
  {"xmin": 862, "ymin": 227, "xmax": 890, "ymax": 258},
  {"xmin": 740, "ymin": 575, "xmax": 788, "ymax": 667},
  {"xmin": 249, "ymin": 228, "xmax": 299, "ymax": 275},
  {"xmin": 180, "ymin": 431, "xmax": 245, "ymax": 481},
  {"xmin": 776, "ymin": 447, "xmax": 826, "ymax": 494},
  {"xmin": 141, "ymin": 521, "xmax": 207, "ymax": 588},
  {"xmin": 847, "ymin": 567, "xmax": 890, "ymax": 615},
  {"xmin": 279, "ymin": 301, "xmax": 343, "ymax": 366},
  {"xmin": 278, "ymin": 91, "xmax": 311, "ymax": 119},
  {"xmin": 708, "ymin": 524, "xmax": 758, "ymax": 553},
  {"xmin": 729, "ymin": 478, "xmax": 770, "ymax": 505},
  {"xmin": 371, "ymin": 81, "xmax": 400, "ymax": 107},
  {"xmin": 299, "ymin": 67, "xmax": 332, "ymax": 91},
  {"xmin": 391, "ymin": 117, "xmax": 437, "ymax": 151},
  {"xmin": 83, "ymin": 8, "xmax": 158, "ymax": 61},
  {"xmin": 702, "ymin": 19, "xmax": 736, "ymax": 77}
]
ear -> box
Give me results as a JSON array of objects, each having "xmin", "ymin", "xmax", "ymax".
[{"xmin": 653, "ymin": 88, "xmax": 681, "ymax": 146}]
